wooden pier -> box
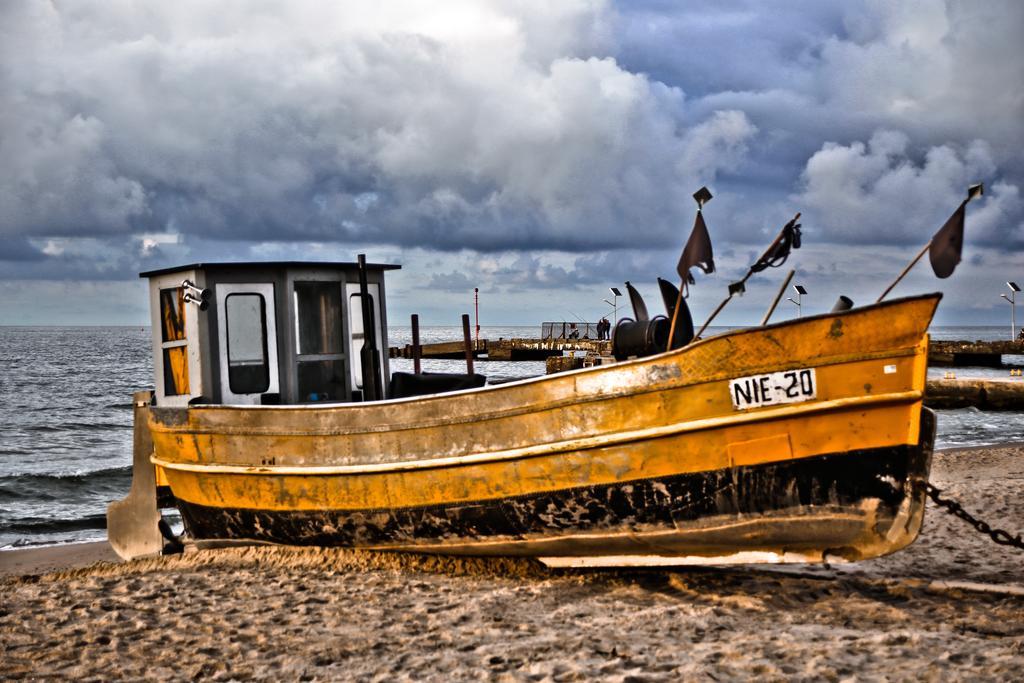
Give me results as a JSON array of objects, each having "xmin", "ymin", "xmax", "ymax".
[
  {"xmin": 928, "ymin": 340, "xmax": 1024, "ymax": 367},
  {"xmin": 389, "ymin": 338, "xmax": 611, "ymax": 361},
  {"xmin": 925, "ymin": 378, "xmax": 1024, "ymax": 410},
  {"xmin": 388, "ymin": 339, "xmax": 487, "ymax": 360}
]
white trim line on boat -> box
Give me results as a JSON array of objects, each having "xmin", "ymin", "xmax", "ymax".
[
  {"xmin": 536, "ymin": 552, "xmax": 830, "ymax": 567},
  {"xmin": 151, "ymin": 389, "xmax": 922, "ymax": 476}
]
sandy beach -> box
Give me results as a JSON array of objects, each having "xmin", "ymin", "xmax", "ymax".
[{"xmin": 2, "ymin": 443, "xmax": 1022, "ymax": 680}]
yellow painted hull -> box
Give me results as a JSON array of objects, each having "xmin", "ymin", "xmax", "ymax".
[{"xmin": 147, "ymin": 294, "xmax": 940, "ymax": 563}]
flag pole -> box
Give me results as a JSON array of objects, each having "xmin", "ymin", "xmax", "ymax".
[
  {"xmin": 693, "ymin": 295, "xmax": 733, "ymax": 340},
  {"xmin": 694, "ymin": 213, "xmax": 800, "ymax": 339},
  {"xmin": 760, "ymin": 268, "xmax": 796, "ymax": 326},
  {"xmin": 667, "ymin": 188, "xmax": 712, "ymax": 350},
  {"xmin": 666, "ymin": 282, "xmax": 686, "ymax": 350},
  {"xmin": 693, "ymin": 278, "xmax": 746, "ymax": 340},
  {"xmin": 876, "ymin": 183, "xmax": 983, "ymax": 303},
  {"xmin": 875, "ymin": 242, "xmax": 930, "ymax": 303}
]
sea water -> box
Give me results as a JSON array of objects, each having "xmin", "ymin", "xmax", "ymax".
[{"xmin": 1, "ymin": 325, "xmax": 1021, "ymax": 549}]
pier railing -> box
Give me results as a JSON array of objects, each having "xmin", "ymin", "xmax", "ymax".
[{"xmin": 541, "ymin": 322, "xmax": 600, "ymax": 341}]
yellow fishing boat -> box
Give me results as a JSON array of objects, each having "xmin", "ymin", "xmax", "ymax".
[{"xmin": 108, "ymin": 258, "xmax": 939, "ymax": 567}]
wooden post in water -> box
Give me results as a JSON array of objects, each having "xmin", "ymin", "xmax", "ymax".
[
  {"xmin": 462, "ymin": 314, "xmax": 475, "ymax": 375},
  {"xmin": 411, "ymin": 314, "xmax": 422, "ymax": 375}
]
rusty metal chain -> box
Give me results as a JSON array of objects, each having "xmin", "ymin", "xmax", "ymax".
[{"xmin": 926, "ymin": 483, "xmax": 1024, "ymax": 551}]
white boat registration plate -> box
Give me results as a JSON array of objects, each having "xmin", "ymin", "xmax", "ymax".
[{"xmin": 729, "ymin": 368, "xmax": 817, "ymax": 410}]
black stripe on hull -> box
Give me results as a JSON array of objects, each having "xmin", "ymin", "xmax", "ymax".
[{"xmin": 176, "ymin": 411, "xmax": 934, "ymax": 556}]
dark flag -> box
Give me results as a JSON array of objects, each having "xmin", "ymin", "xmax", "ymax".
[
  {"xmin": 677, "ymin": 208, "xmax": 715, "ymax": 285},
  {"xmin": 929, "ymin": 183, "xmax": 983, "ymax": 279}
]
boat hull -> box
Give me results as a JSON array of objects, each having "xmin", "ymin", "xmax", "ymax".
[
  {"xmin": 146, "ymin": 294, "xmax": 941, "ymax": 564},
  {"xmin": 176, "ymin": 411, "xmax": 934, "ymax": 563}
]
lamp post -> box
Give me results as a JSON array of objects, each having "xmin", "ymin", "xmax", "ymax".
[
  {"xmin": 474, "ymin": 287, "xmax": 480, "ymax": 347},
  {"xmin": 605, "ymin": 287, "xmax": 622, "ymax": 323},
  {"xmin": 786, "ymin": 284, "xmax": 807, "ymax": 318},
  {"xmin": 1002, "ymin": 281, "xmax": 1020, "ymax": 340}
]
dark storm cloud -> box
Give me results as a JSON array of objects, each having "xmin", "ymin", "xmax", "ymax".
[
  {"xmin": 614, "ymin": 0, "xmax": 1024, "ymax": 247},
  {"xmin": 0, "ymin": 0, "xmax": 755, "ymax": 267},
  {"xmin": 0, "ymin": 237, "xmax": 45, "ymax": 262},
  {"xmin": 426, "ymin": 270, "xmax": 476, "ymax": 293},
  {"xmin": 615, "ymin": 1, "xmax": 850, "ymax": 99},
  {"xmin": 795, "ymin": 132, "xmax": 1022, "ymax": 247},
  {"xmin": 0, "ymin": 0, "xmax": 1021, "ymax": 313}
]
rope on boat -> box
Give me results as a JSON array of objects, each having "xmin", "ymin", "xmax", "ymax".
[{"xmin": 926, "ymin": 483, "xmax": 1024, "ymax": 552}]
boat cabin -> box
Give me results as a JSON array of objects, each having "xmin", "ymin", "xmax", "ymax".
[{"xmin": 140, "ymin": 260, "xmax": 399, "ymax": 407}]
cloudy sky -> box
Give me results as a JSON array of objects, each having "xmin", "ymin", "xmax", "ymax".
[{"xmin": 2, "ymin": 0, "xmax": 1022, "ymax": 326}]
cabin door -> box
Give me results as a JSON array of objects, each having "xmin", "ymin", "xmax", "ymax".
[
  {"xmin": 216, "ymin": 283, "xmax": 280, "ymax": 404},
  {"xmin": 344, "ymin": 282, "xmax": 385, "ymax": 397}
]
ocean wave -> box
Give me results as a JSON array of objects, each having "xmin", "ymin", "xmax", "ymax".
[
  {"xmin": 21, "ymin": 422, "xmax": 129, "ymax": 433},
  {"xmin": 1, "ymin": 513, "xmax": 108, "ymax": 536},
  {"xmin": 1, "ymin": 534, "xmax": 108, "ymax": 551},
  {"xmin": 0, "ymin": 467, "xmax": 132, "ymax": 501},
  {"xmin": 0, "ymin": 447, "xmax": 35, "ymax": 456}
]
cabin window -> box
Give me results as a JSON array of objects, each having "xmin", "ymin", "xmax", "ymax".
[
  {"xmin": 160, "ymin": 288, "xmax": 187, "ymax": 342},
  {"xmin": 159, "ymin": 288, "xmax": 189, "ymax": 395},
  {"xmin": 225, "ymin": 293, "xmax": 270, "ymax": 394},
  {"xmin": 294, "ymin": 281, "xmax": 346, "ymax": 401},
  {"xmin": 294, "ymin": 282, "xmax": 343, "ymax": 355}
]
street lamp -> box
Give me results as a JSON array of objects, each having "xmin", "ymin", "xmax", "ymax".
[
  {"xmin": 786, "ymin": 284, "xmax": 807, "ymax": 318},
  {"xmin": 605, "ymin": 287, "xmax": 622, "ymax": 322},
  {"xmin": 474, "ymin": 287, "xmax": 480, "ymax": 346},
  {"xmin": 1002, "ymin": 281, "xmax": 1020, "ymax": 340}
]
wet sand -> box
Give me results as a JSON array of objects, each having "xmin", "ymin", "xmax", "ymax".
[
  {"xmin": 0, "ymin": 542, "xmax": 119, "ymax": 577},
  {"xmin": 2, "ymin": 444, "xmax": 1022, "ymax": 680}
]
